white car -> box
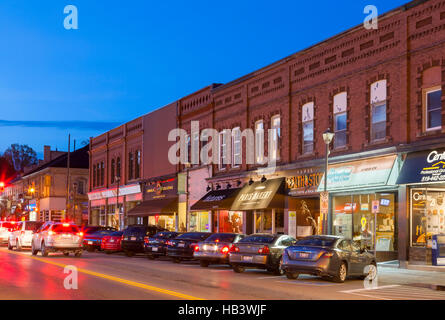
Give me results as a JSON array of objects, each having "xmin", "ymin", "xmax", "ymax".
[
  {"xmin": 0, "ymin": 221, "xmax": 16, "ymax": 245},
  {"xmin": 31, "ymin": 222, "xmax": 83, "ymax": 257},
  {"xmin": 8, "ymin": 221, "xmax": 44, "ymax": 251}
]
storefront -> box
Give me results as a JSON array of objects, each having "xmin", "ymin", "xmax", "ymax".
[
  {"xmin": 285, "ymin": 168, "xmax": 324, "ymax": 238},
  {"xmin": 396, "ymin": 148, "xmax": 445, "ymax": 264},
  {"xmin": 231, "ymin": 178, "xmax": 285, "ymax": 234},
  {"xmin": 127, "ymin": 175, "xmax": 178, "ymax": 231},
  {"xmin": 319, "ymin": 154, "xmax": 400, "ymax": 261},
  {"xmin": 190, "ymin": 188, "xmax": 242, "ymax": 233}
]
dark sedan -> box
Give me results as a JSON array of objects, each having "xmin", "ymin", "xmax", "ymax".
[
  {"xmin": 193, "ymin": 233, "xmax": 245, "ymax": 267},
  {"xmin": 121, "ymin": 225, "xmax": 168, "ymax": 257},
  {"xmin": 167, "ymin": 232, "xmax": 212, "ymax": 263},
  {"xmin": 144, "ymin": 231, "xmax": 181, "ymax": 259},
  {"xmin": 229, "ymin": 234, "xmax": 297, "ymax": 275},
  {"xmin": 281, "ymin": 235, "xmax": 377, "ymax": 283},
  {"xmin": 83, "ymin": 230, "xmax": 117, "ymax": 252}
]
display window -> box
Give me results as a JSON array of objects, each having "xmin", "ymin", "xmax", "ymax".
[
  {"xmin": 332, "ymin": 193, "xmax": 396, "ymax": 251},
  {"xmin": 148, "ymin": 215, "xmax": 176, "ymax": 231},
  {"xmin": 255, "ymin": 210, "xmax": 272, "ymax": 233},
  {"xmin": 189, "ymin": 211, "xmax": 210, "ymax": 232},
  {"xmin": 411, "ymin": 188, "xmax": 445, "ymax": 247},
  {"xmin": 218, "ymin": 210, "xmax": 243, "ymax": 233}
]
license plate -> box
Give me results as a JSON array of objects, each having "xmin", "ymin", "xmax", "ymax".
[
  {"xmin": 62, "ymin": 234, "xmax": 71, "ymax": 238},
  {"xmin": 178, "ymin": 243, "xmax": 185, "ymax": 248},
  {"xmin": 131, "ymin": 237, "xmax": 136, "ymax": 241},
  {"xmin": 152, "ymin": 247, "xmax": 158, "ymax": 252},
  {"xmin": 242, "ymin": 255, "xmax": 253, "ymax": 262},
  {"xmin": 110, "ymin": 239, "xmax": 114, "ymax": 243},
  {"xmin": 88, "ymin": 241, "xmax": 93, "ymax": 245},
  {"xmin": 299, "ymin": 252, "xmax": 310, "ymax": 258}
]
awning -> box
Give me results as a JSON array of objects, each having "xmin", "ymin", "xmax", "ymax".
[
  {"xmin": 190, "ymin": 188, "xmax": 241, "ymax": 211},
  {"xmin": 397, "ymin": 149, "xmax": 445, "ymax": 185},
  {"xmin": 127, "ymin": 197, "xmax": 178, "ymax": 216},
  {"xmin": 231, "ymin": 178, "xmax": 285, "ymax": 211},
  {"xmin": 317, "ymin": 155, "xmax": 399, "ymax": 192}
]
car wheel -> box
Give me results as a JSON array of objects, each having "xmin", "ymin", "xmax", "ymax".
[
  {"xmin": 31, "ymin": 243, "xmax": 38, "ymax": 256},
  {"xmin": 125, "ymin": 251, "xmax": 134, "ymax": 257},
  {"xmin": 147, "ymin": 255, "xmax": 155, "ymax": 260},
  {"xmin": 86, "ymin": 246, "xmax": 94, "ymax": 252},
  {"xmin": 105, "ymin": 250, "xmax": 112, "ymax": 255},
  {"xmin": 172, "ymin": 258, "xmax": 181, "ymax": 263},
  {"xmin": 273, "ymin": 257, "xmax": 285, "ymax": 275},
  {"xmin": 333, "ymin": 262, "xmax": 347, "ymax": 283},
  {"xmin": 200, "ymin": 260, "xmax": 209, "ymax": 268},
  {"xmin": 16, "ymin": 240, "xmax": 22, "ymax": 252},
  {"xmin": 74, "ymin": 251, "xmax": 82, "ymax": 257},
  {"xmin": 286, "ymin": 272, "xmax": 299, "ymax": 280},
  {"xmin": 7, "ymin": 240, "xmax": 12, "ymax": 250},
  {"xmin": 64, "ymin": 252, "xmax": 70, "ymax": 256},
  {"xmin": 41, "ymin": 242, "xmax": 48, "ymax": 257},
  {"xmin": 233, "ymin": 265, "xmax": 245, "ymax": 273}
]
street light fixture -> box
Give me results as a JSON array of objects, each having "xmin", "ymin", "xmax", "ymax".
[{"xmin": 322, "ymin": 128, "xmax": 335, "ymax": 235}]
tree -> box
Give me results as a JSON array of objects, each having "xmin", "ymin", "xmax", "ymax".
[
  {"xmin": 0, "ymin": 156, "xmax": 17, "ymax": 181},
  {"xmin": 3, "ymin": 144, "xmax": 38, "ymax": 172}
]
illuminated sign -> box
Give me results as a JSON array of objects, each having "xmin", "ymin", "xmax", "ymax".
[{"xmin": 397, "ymin": 149, "xmax": 445, "ymax": 184}]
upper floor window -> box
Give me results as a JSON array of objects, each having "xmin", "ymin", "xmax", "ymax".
[
  {"xmin": 76, "ymin": 180, "xmax": 85, "ymax": 195},
  {"xmin": 219, "ymin": 130, "xmax": 228, "ymax": 170},
  {"xmin": 370, "ymin": 80, "xmax": 387, "ymax": 141},
  {"xmin": 255, "ymin": 120, "xmax": 264, "ymax": 164},
  {"xmin": 333, "ymin": 92, "xmax": 347, "ymax": 149},
  {"xmin": 128, "ymin": 152, "xmax": 134, "ymax": 180},
  {"xmin": 96, "ymin": 163, "xmax": 100, "ymax": 187},
  {"xmin": 425, "ymin": 87, "xmax": 442, "ymax": 131},
  {"xmin": 111, "ymin": 159, "xmax": 116, "ymax": 184},
  {"xmin": 92, "ymin": 165, "xmax": 97, "ymax": 187},
  {"xmin": 232, "ymin": 127, "xmax": 241, "ymax": 167},
  {"xmin": 302, "ymin": 102, "xmax": 314, "ymax": 154},
  {"xmin": 270, "ymin": 115, "xmax": 281, "ymax": 161},
  {"xmin": 116, "ymin": 157, "xmax": 121, "ymax": 180},
  {"xmin": 135, "ymin": 150, "xmax": 141, "ymax": 179},
  {"xmin": 100, "ymin": 161, "xmax": 105, "ymax": 186}
]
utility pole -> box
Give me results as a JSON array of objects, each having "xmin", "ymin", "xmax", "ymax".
[{"xmin": 65, "ymin": 134, "xmax": 71, "ymax": 222}]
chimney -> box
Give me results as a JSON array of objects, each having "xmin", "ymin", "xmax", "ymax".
[{"xmin": 44, "ymin": 145, "xmax": 51, "ymax": 162}]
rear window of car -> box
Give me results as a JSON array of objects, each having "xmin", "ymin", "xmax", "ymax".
[
  {"xmin": 206, "ymin": 233, "xmax": 236, "ymax": 243},
  {"xmin": 25, "ymin": 222, "xmax": 43, "ymax": 232},
  {"xmin": 92, "ymin": 230, "xmax": 115, "ymax": 236},
  {"xmin": 83, "ymin": 227, "xmax": 100, "ymax": 234},
  {"xmin": 295, "ymin": 237, "xmax": 337, "ymax": 247},
  {"xmin": 109, "ymin": 231, "xmax": 123, "ymax": 237},
  {"xmin": 153, "ymin": 232, "xmax": 177, "ymax": 239},
  {"xmin": 52, "ymin": 225, "xmax": 79, "ymax": 233},
  {"xmin": 123, "ymin": 226, "xmax": 146, "ymax": 236},
  {"xmin": 239, "ymin": 235, "xmax": 275, "ymax": 244},
  {"xmin": 176, "ymin": 232, "xmax": 209, "ymax": 240}
]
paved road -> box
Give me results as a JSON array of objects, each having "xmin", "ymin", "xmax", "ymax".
[{"xmin": 0, "ymin": 247, "xmax": 444, "ymax": 300}]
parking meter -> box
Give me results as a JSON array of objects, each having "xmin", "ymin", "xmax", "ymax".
[{"xmin": 432, "ymin": 234, "xmax": 445, "ymax": 266}]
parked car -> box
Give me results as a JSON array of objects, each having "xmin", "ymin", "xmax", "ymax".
[
  {"xmin": 83, "ymin": 229, "xmax": 116, "ymax": 252},
  {"xmin": 281, "ymin": 235, "xmax": 377, "ymax": 283},
  {"xmin": 144, "ymin": 231, "xmax": 181, "ymax": 259},
  {"xmin": 8, "ymin": 221, "xmax": 44, "ymax": 251},
  {"xmin": 101, "ymin": 231, "xmax": 124, "ymax": 254},
  {"xmin": 0, "ymin": 221, "xmax": 17, "ymax": 245},
  {"xmin": 81, "ymin": 225, "xmax": 117, "ymax": 235},
  {"xmin": 31, "ymin": 222, "xmax": 84, "ymax": 257},
  {"xmin": 121, "ymin": 224, "xmax": 168, "ymax": 257},
  {"xmin": 229, "ymin": 233, "xmax": 297, "ymax": 275},
  {"xmin": 194, "ymin": 233, "xmax": 245, "ymax": 267},
  {"xmin": 167, "ymin": 232, "xmax": 212, "ymax": 263}
]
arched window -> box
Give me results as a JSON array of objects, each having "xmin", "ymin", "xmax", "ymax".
[
  {"xmin": 333, "ymin": 92, "xmax": 347, "ymax": 148},
  {"xmin": 370, "ymin": 80, "xmax": 387, "ymax": 141}
]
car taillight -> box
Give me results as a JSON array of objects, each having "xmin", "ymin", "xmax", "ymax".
[
  {"xmin": 221, "ymin": 246, "xmax": 230, "ymax": 254},
  {"xmin": 48, "ymin": 231, "xmax": 55, "ymax": 236},
  {"xmin": 144, "ymin": 237, "xmax": 149, "ymax": 244},
  {"xmin": 166, "ymin": 240, "xmax": 172, "ymax": 246},
  {"xmin": 77, "ymin": 232, "xmax": 83, "ymax": 237},
  {"xmin": 192, "ymin": 243, "xmax": 199, "ymax": 251},
  {"xmin": 63, "ymin": 223, "xmax": 70, "ymax": 227},
  {"xmin": 323, "ymin": 252, "xmax": 334, "ymax": 258},
  {"xmin": 258, "ymin": 246, "xmax": 270, "ymax": 254},
  {"xmin": 230, "ymin": 245, "xmax": 240, "ymax": 253},
  {"xmin": 121, "ymin": 235, "xmax": 124, "ymax": 241}
]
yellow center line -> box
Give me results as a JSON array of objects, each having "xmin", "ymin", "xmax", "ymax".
[{"xmin": 6, "ymin": 250, "xmax": 205, "ymax": 300}]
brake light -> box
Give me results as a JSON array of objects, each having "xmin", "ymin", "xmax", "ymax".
[
  {"xmin": 166, "ymin": 240, "xmax": 172, "ymax": 246},
  {"xmin": 192, "ymin": 243, "xmax": 199, "ymax": 252},
  {"xmin": 221, "ymin": 246, "xmax": 230, "ymax": 254},
  {"xmin": 323, "ymin": 252, "xmax": 334, "ymax": 258},
  {"xmin": 144, "ymin": 237, "xmax": 149, "ymax": 244},
  {"xmin": 77, "ymin": 232, "xmax": 84, "ymax": 237},
  {"xmin": 121, "ymin": 234, "xmax": 124, "ymax": 241},
  {"xmin": 230, "ymin": 245, "xmax": 240, "ymax": 253},
  {"xmin": 48, "ymin": 231, "xmax": 55, "ymax": 236},
  {"xmin": 258, "ymin": 246, "xmax": 270, "ymax": 254}
]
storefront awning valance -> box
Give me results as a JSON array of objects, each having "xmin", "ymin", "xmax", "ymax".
[
  {"xmin": 190, "ymin": 188, "xmax": 241, "ymax": 211},
  {"xmin": 397, "ymin": 149, "xmax": 445, "ymax": 185},
  {"xmin": 317, "ymin": 155, "xmax": 399, "ymax": 192},
  {"xmin": 231, "ymin": 178, "xmax": 285, "ymax": 211},
  {"xmin": 127, "ymin": 197, "xmax": 178, "ymax": 216}
]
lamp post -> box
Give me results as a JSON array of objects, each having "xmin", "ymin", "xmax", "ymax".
[
  {"xmin": 27, "ymin": 185, "xmax": 35, "ymax": 221},
  {"xmin": 115, "ymin": 176, "xmax": 121, "ymax": 230},
  {"xmin": 321, "ymin": 128, "xmax": 335, "ymax": 234}
]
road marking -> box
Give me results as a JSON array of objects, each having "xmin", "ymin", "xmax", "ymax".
[
  {"xmin": 256, "ymin": 275, "xmax": 286, "ymax": 279},
  {"xmin": 277, "ymin": 280, "xmax": 340, "ymax": 287},
  {"xmin": 341, "ymin": 285, "xmax": 400, "ymax": 293},
  {"xmin": 6, "ymin": 250, "xmax": 204, "ymax": 300},
  {"xmin": 340, "ymin": 285, "xmax": 445, "ymax": 300}
]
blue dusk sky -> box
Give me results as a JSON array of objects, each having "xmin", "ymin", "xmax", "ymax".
[{"xmin": 0, "ymin": 0, "xmax": 407, "ymax": 158}]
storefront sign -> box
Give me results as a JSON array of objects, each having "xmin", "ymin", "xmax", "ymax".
[
  {"xmin": 319, "ymin": 155, "xmax": 397, "ymax": 191},
  {"xmin": 88, "ymin": 184, "xmax": 142, "ymax": 200},
  {"xmin": 231, "ymin": 178, "xmax": 284, "ymax": 211},
  {"xmin": 146, "ymin": 177, "xmax": 177, "ymax": 200},
  {"xmin": 372, "ymin": 200, "xmax": 380, "ymax": 214},
  {"xmin": 397, "ymin": 149, "xmax": 445, "ymax": 184},
  {"xmin": 286, "ymin": 170, "xmax": 323, "ymax": 196}
]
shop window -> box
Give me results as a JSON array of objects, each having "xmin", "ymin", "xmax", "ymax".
[
  {"xmin": 219, "ymin": 210, "xmax": 243, "ymax": 233},
  {"xmin": 270, "ymin": 115, "xmax": 281, "ymax": 161},
  {"xmin": 232, "ymin": 127, "xmax": 241, "ymax": 167},
  {"xmin": 302, "ymin": 102, "xmax": 314, "ymax": 154},
  {"xmin": 111, "ymin": 159, "xmax": 115, "ymax": 184},
  {"xmin": 333, "ymin": 92, "xmax": 347, "ymax": 148},
  {"xmin": 189, "ymin": 212, "xmax": 210, "ymax": 232},
  {"xmin": 370, "ymin": 80, "xmax": 387, "ymax": 141},
  {"xmin": 135, "ymin": 150, "xmax": 141, "ymax": 179},
  {"xmin": 255, "ymin": 210, "xmax": 273, "ymax": 233},
  {"xmin": 424, "ymin": 87, "xmax": 442, "ymax": 131},
  {"xmin": 255, "ymin": 120, "xmax": 265, "ymax": 164},
  {"xmin": 128, "ymin": 152, "xmax": 134, "ymax": 180}
]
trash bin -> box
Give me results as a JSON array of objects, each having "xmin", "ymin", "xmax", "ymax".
[{"xmin": 432, "ymin": 234, "xmax": 445, "ymax": 266}]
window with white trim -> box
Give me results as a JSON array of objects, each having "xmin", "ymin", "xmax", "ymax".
[
  {"xmin": 255, "ymin": 120, "xmax": 264, "ymax": 164},
  {"xmin": 270, "ymin": 115, "xmax": 281, "ymax": 161},
  {"xmin": 370, "ymin": 80, "xmax": 387, "ymax": 141},
  {"xmin": 302, "ymin": 102, "xmax": 314, "ymax": 154},
  {"xmin": 424, "ymin": 87, "xmax": 442, "ymax": 131},
  {"xmin": 333, "ymin": 92, "xmax": 347, "ymax": 149},
  {"xmin": 219, "ymin": 130, "xmax": 228, "ymax": 170},
  {"xmin": 232, "ymin": 127, "xmax": 241, "ymax": 167}
]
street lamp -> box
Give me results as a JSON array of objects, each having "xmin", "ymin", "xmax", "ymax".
[
  {"xmin": 322, "ymin": 128, "xmax": 335, "ymax": 234},
  {"xmin": 115, "ymin": 176, "xmax": 121, "ymax": 230}
]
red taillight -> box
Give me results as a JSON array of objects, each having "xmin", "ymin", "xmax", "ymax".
[
  {"xmin": 144, "ymin": 237, "xmax": 149, "ymax": 244},
  {"xmin": 323, "ymin": 252, "xmax": 334, "ymax": 258},
  {"xmin": 230, "ymin": 245, "xmax": 240, "ymax": 253},
  {"xmin": 258, "ymin": 246, "xmax": 270, "ymax": 254},
  {"xmin": 121, "ymin": 235, "xmax": 124, "ymax": 241},
  {"xmin": 48, "ymin": 230, "xmax": 55, "ymax": 236},
  {"xmin": 221, "ymin": 246, "xmax": 230, "ymax": 254},
  {"xmin": 192, "ymin": 243, "xmax": 199, "ymax": 252},
  {"xmin": 166, "ymin": 240, "xmax": 172, "ymax": 246},
  {"xmin": 77, "ymin": 232, "xmax": 83, "ymax": 237}
]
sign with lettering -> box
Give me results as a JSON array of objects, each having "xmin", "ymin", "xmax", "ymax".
[
  {"xmin": 231, "ymin": 178, "xmax": 284, "ymax": 211},
  {"xmin": 146, "ymin": 177, "xmax": 177, "ymax": 200},
  {"xmin": 397, "ymin": 149, "xmax": 445, "ymax": 184},
  {"xmin": 286, "ymin": 169, "xmax": 323, "ymax": 196}
]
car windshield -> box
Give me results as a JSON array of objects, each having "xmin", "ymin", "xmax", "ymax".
[
  {"xmin": 123, "ymin": 226, "xmax": 146, "ymax": 236},
  {"xmin": 52, "ymin": 224, "xmax": 79, "ymax": 233},
  {"xmin": 176, "ymin": 233, "xmax": 209, "ymax": 240},
  {"xmin": 239, "ymin": 235, "xmax": 275, "ymax": 244},
  {"xmin": 110, "ymin": 231, "xmax": 123, "ymax": 237},
  {"xmin": 25, "ymin": 222, "xmax": 43, "ymax": 232},
  {"xmin": 206, "ymin": 233, "xmax": 236, "ymax": 243},
  {"xmin": 295, "ymin": 237, "xmax": 337, "ymax": 247}
]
